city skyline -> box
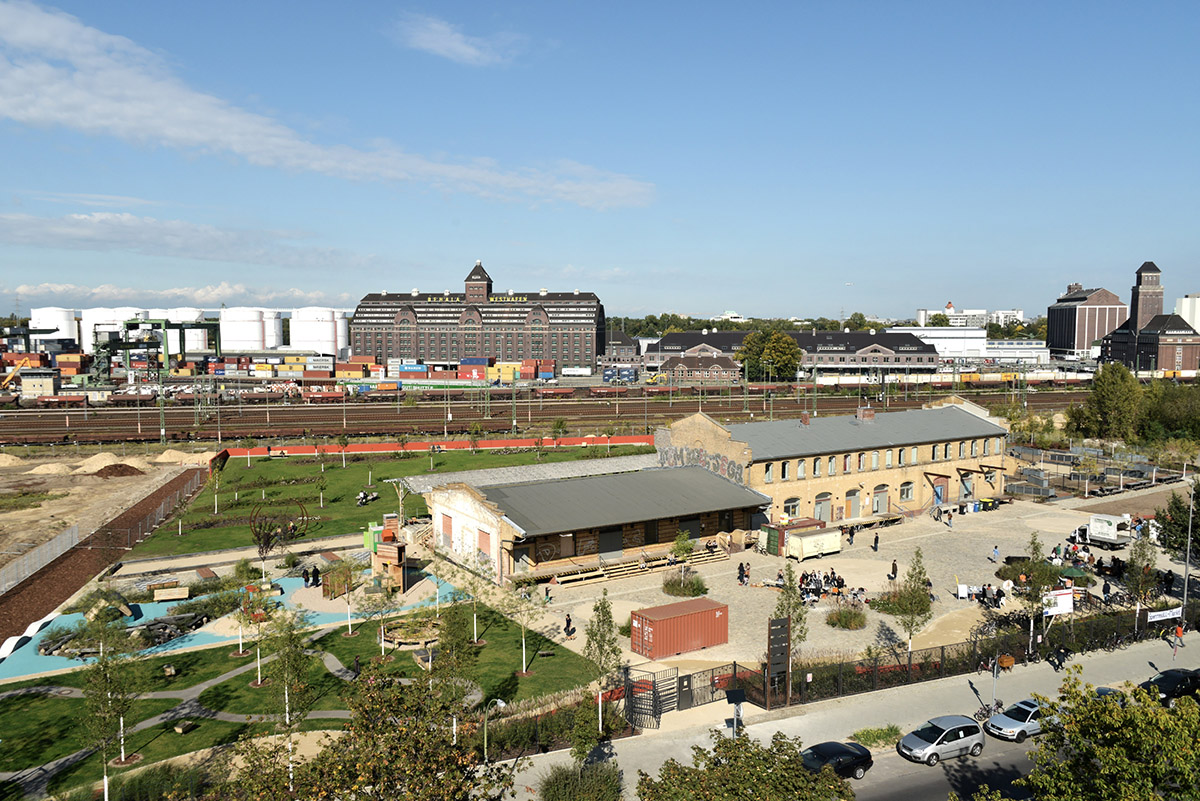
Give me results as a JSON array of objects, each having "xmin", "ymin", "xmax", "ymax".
[{"xmin": 1, "ymin": 1, "xmax": 1198, "ymax": 318}]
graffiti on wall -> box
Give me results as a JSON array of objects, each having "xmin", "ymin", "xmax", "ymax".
[{"xmin": 658, "ymin": 446, "xmax": 745, "ymax": 484}]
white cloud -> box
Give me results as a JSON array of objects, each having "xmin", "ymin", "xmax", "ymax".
[
  {"xmin": 0, "ymin": 210, "xmax": 375, "ymax": 271},
  {"xmin": 0, "ymin": 1, "xmax": 652, "ymax": 209},
  {"xmin": 392, "ymin": 13, "xmax": 524, "ymax": 67},
  {"xmin": 14, "ymin": 280, "xmax": 352, "ymax": 309},
  {"xmin": 26, "ymin": 191, "xmax": 158, "ymax": 207}
]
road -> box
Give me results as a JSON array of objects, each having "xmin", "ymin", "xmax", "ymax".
[{"xmin": 513, "ymin": 632, "xmax": 1199, "ymax": 799}]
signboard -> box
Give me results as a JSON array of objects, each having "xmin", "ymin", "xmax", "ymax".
[
  {"xmin": 1148, "ymin": 606, "xmax": 1183, "ymax": 623},
  {"xmin": 1042, "ymin": 588, "xmax": 1074, "ymax": 617}
]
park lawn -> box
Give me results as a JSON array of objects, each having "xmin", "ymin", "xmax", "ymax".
[
  {"xmin": 468, "ymin": 607, "xmax": 596, "ymax": 703},
  {"xmin": 197, "ymin": 659, "xmax": 348, "ymax": 715},
  {"xmin": 0, "ymin": 695, "xmax": 179, "ymax": 771},
  {"xmin": 47, "ymin": 719, "xmax": 252, "ymax": 798},
  {"xmin": 311, "ymin": 620, "xmax": 423, "ymax": 679},
  {"xmin": 0, "ymin": 643, "xmax": 253, "ymax": 694},
  {"xmin": 0, "ymin": 780, "xmax": 20, "ymax": 801},
  {"xmin": 131, "ymin": 445, "xmax": 652, "ymax": 558}
]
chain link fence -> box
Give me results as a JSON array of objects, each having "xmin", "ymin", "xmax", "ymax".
[
  {"xmin": 84, "ymin": 470, "xmax": 206, "ymax": 551},
  {"xmin": 0, "ymin": 525, "xmax": 80, "ymax": 596}
]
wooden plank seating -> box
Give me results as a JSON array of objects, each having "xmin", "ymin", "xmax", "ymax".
[
  {"xmin": 537, "ymin": 650, "xmax": 555, "ymax": 658},
  {"xmin": 195, "ymin": 567, "xmax": 217, "ymax": 581},
  {"xmin": 153, "ymin": 587, "xmax": 190, "ymax": 602},
  {"xmin": 173, "ymin": 720, "xmax": 198, "ymax": 734},
  {"xmin": 146, "ymin": 579, "xmax": 179, "ymax": 592}
]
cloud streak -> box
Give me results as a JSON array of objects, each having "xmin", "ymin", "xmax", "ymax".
[
  {"xmin": 0, "ymin": 1, "xmax": 652, "ymax": 209},
  {"xmin": 13, "ymin": 280, "xmax": 354, "ymax": 309},
  {"xmin": 392, "ymin": 13, "xmax": 524, "ymax": 66},
  {"xmin": 0, "ymin": 210, "xmax": 375, "ymax": 271}
]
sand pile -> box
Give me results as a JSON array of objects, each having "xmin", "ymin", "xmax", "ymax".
[
  {"xmin": 95, "ymin": 463, "xmax": 144, "ymax": 478},
  {"xmin": 26, "ymin": 463, "xmax": 73, "ymax": 475},
  {"xmin": 72, "ymin": 453, "xmax": 122, "ymax": 475},
  {"xmin": 155, "ymin": 450, "xmax": 216, "ymax": 465},
  {"xmin": 120, "ymin": 457, "xmax": 155, "ymax": 472},
  {"xmin": 0, "ymin": 453, "xmax": 24, "ymax": 467}
]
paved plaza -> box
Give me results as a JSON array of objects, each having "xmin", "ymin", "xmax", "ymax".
[{"xmin": 541, "ymin": 488, "xmax": 1186, "ymax": 670}]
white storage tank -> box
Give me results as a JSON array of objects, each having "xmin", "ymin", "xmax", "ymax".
[
  {"xmin": 30, "ymin": 307, "xmax": 78, "ymax": 344},
  {"xmin": 260, "ymin": 310, "xmax": 283, "ymax": 349},
  {"xmin": 289, "ymin": 307, "xmax": 339, "ymax": 355},
  {"xmin": 80, "ymin": 307, "xmax": 147, "ymax": 353},
  {"xmin": 220, "ymin": 307, "xmax": 266, "ymax": 351},
  {"xmin": 336, "ymin": 310, "xmax": 351, "ymax": 358},
  {"xmin": 168, "ymin": 307, "xmax": 208, "ymax": 353}
]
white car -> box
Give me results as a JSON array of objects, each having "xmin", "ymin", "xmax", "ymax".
[{"xmin": 984, "ymin": 699, "xmax": 1044, "ymax": 743}]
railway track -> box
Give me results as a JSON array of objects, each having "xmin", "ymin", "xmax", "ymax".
[{"xmin": 0, "ymin": 389, "xmax": 1083, "ymax": 445}]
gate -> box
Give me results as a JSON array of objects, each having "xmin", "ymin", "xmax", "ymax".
[{"xmin": 624, "ymin": 666, "xmax": 678, "ymax": 729}]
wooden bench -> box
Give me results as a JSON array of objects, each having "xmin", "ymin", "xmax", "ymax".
[
  {"xmin": 173, "ymin": 720, "xmax": 197, "ymax": 735},
  {"xmin": 319, "ymin": 551, "xmax": 343, "ymax": 565},
  {"xmin": 154, "ymin": 587, "xmax": 190, "ymax": 602},
  {"xmin": 146, "ymin": 579, "xmax": 179, "ymax": 592},
  {"xmin": 195, "ymin": 567, "xmax": 217, "ymax": 581},
  {"xmin": 537, "ymin": 650, "xmax": 555, "ymax": 658}
]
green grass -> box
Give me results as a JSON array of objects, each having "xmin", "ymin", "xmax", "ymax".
[
  {"xmin": 0, "ymin": 780, "xmax": 22, "ymax": 801},
  {"xmin": 311, "ymin": 619, "xmax": 422, "ymax": 679},
  {"xmin": 468, "ymin": 607, "xmax": 595, "ymax": 703},
  {"xmin": 0, "ymin": 490, "xmax": 68, "ymax": 512},
  {"xmin": 46, "ymin": 719, "xmax": 252, "ymax": 797},
  {"xmin": 850, "ymin": 723, "xmax": 903, "ymax": 748},
  {"xmin": 0, "ymin": 695, "xmax": 178, "ymax": 771},
  {"xmin": 197, "ymin": 659, "xmax": 348, "ymax": 715},
  {"xmin": 131, "ymin": 445, "xmax": 653, "ymax": 558}
]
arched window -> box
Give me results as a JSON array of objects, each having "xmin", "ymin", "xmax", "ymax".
[
  {"xmin": 783, "ymin": 497, "xmax": 801, "ymax": 517},
  {"xmin": 900, "ymin": 481, "xmax": 915, "ymax": 502},
  {"xmin": 813, "ymin": 492, "xmax": 833, "ymax": 522}
]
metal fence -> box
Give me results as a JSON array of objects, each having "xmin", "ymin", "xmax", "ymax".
[
  {"xmin": 84, "ymin": 469, "xmax": 206, "ymax": 551},
  {"xmin": 0, "ymin": 525, "xmax": 80, "ymax": 596},
  {"xmin": 733, "ymin": 602, "xmax": 1200, "ymax": 711}
]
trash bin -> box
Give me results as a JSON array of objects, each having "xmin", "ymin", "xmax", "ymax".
[{"xmin": 973, "ymin": 501, "xmax": 981, "ymax": 513}]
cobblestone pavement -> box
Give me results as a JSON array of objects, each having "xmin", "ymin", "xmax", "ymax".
[{"xmin": 543, "ymin": 497, "xmax": 1183, "ymax": 669}]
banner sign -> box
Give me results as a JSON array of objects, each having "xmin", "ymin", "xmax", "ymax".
[{"xmin": 1147, "ymin": 607, "xmax": 1183, "ymax": 623}]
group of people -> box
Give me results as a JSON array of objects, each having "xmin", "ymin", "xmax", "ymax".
[
  {"xmin": 736, "ymin": 562, "xmax": 752, "ymax": 586},
  {"xmin": 301, "ymin": 566, "xmax": 321, "ymax": 587},
  {"xmin": 1050, "ymin": 541, "xmax": 1096, "ymax": 569},
  {"xmin": 979, "ymin": 582, "xmax": 1007, "ymax": 608}
]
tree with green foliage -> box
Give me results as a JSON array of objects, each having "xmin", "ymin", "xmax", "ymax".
[
  {"xmin": 438, "ymin": 598, "xmax": 476, "ymax": 676},
  {"xmin": 570, "ymin": 701, "xmax": 602, "ymax": 764},
  {"xmin": 456, "ymin": 551, "xmax": 497, "ymax": 644},
  {"xmin": 82, "ymin": 620, "xmax": 144, "ymax": 793},
  {"xmin": 951, "ymin": 666, "xmax": 1200, "ymax": 801},
  {"xmin": 771, "ymin": 562, "xmax": 809, "ymax": 657},
  {"xmin": 327, "ymin": 558, "xmax": 363, "ymax": 635},
  {"xmin": 503, "ymin": 581, "xmax": 546, "ymax": 672},
  {"xmin": 551, "ymin": 417, "xmax": 568, "ymax": 445},
  {"xmin": 1011, "ymin": 532, "xmax": 1060, "ymax": 647},
  {"xmin": 637, "ymin": 731, "xmax": 853, "ymax": 801},
  {"xmin": 1068, "ymin": 362, "xmax": 1142, "ymax": 441},
  {"xmin": 583, "ymin": 589, "xmax": 622, "ymax": 683},
  {"xmin": 843, "ymin": 311, "xmax": 869, "ymax": 330},
  {"xmin": 468, "ymin": 422, "xmax": 483, "ymax": 453},
  {"xmin": 1123, "ymin": 535, "xmax": 1160, "ymax": 605},
  {"xmin": 336, "ymin": 433, "xmax": 350, "ymax": 467},
  {"xmin": 736, "ymin": 330, "xmax": 802, "ymax": 382},
  {"xmin": 928, "ymin": 313, "xmax": 950, "ymax": 327},
  {"xmin": 263, "ymin": 609, "xmax": 316, "ymax": 794},
  {"xmin": 1154, "ymin": 477, "xmax": 1199, "ymax": 557},
  {"xmin": 894, "ymin": 547, "xmax": 933, "ymax": 651}
]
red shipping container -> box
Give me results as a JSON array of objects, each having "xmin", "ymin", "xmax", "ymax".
[
  {"xmin": 521, "ymin": 359, "xmax": 538, "ymax": 366},
  {"xmin": 302, "ymin": 370, "xmax": 333, "ymax": 378},
  {"xmin": 350, "ymin": 355, "xmax": 374, "ymax": 364},
  {"xmin": 630, "ymin": 598, "xmax": 728, "ymax": 660}
]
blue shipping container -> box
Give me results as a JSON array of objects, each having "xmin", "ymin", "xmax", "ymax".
[
  {"xmin": 460, "ymin": 357, "xmax": 492, "ymax": 366},
  {"xmin": 214, "ymin": 369, "xmax": 225, "ymax": 375},
  {"xmin": 395, "ymin": 364, "xmax": 428, "ymax": 372},
  {"xmin": 538, "ymin": 371, "xmax": 555, "ymax": 379}
]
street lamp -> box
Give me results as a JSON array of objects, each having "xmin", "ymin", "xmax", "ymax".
[{"xmin": 483, "ymin": 698, "xmax": 507, "ymax": 761}]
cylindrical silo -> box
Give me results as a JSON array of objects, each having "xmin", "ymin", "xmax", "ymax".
[
  {"xmin": 168, "ymin": 307, "xmax": 207, "ymax": 353},
  {"xmin": 220, "ymin": 307, "xmax": 266, "ymax": 351},
  {"xmin": 80, "ymin": 307, "xmax": 147, "ymax": 353},
  {"xmin": 30, "ymin": 307, "xmax": 79, "ymax": 345},
  {"xmin": 336, "ymin": 311, "xmax": 351, "ymax": 358},
  {"xmin": 260, "ymin": 310, "xmax": 283, "ymax": 349},
  {"xmin": 289, "ymin": 307, "xmax": 338, "ymax": 355}
]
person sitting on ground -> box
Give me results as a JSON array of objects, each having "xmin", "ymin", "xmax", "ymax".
[
  {"xmin": 776, "ymin": 568, "xmax": 784, "ymax": 584},
  {"xmin": 639, "ymin": 555, "xmax": 647, "ymax": 570},
  {"xmin": 667, "ymin": 552, "xmax": 677, "ymax": 565},
  {"xmin": 705, "ymin": 539, "xmax": 717, "ymax": 554},
  {"xmin": 836, "ymin": 575, "xmax": 845, "ymax": 590}
]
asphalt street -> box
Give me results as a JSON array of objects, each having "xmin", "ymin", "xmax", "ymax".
[{"xmin": 513, "ymin": 631, "xmax": 1198, "ymax": 799}]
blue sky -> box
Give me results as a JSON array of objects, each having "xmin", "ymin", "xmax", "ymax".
[{"xmin": 1, "ymin": 1, "xmax": 1198, "ymax": 320}]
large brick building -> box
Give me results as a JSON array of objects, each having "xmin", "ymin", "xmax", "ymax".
[
  {"xmin": 1046, "ymin": 283, "xmax": 1128, "ymax": 360},
  {"xmin": 349, "ymin": 261, "xmax": 605, "ymax": 369},
  {"xmin": 1101, "ymin": 262, "xmax": 1200, "ymax": 371}
]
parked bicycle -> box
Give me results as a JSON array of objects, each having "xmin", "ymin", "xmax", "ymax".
[{"xmin": 973, "ymin": 699, "xmax": 1004, "ymax": 721}]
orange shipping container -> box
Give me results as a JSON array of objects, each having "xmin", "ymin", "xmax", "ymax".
[{"xmin": 630, "ymin": 598, "xmax": 728, "ymax": 660}]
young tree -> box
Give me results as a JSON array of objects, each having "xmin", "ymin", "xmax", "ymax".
[
  {"xmin": 670, "ymin": 531, "xmax": 694, "ymax": 579},
  {"xmin": 336, "ymin": 433, "xmax": 350, "ymax": 468},
  {"xmin": 467, "ymin": 422, "xmax": 483, "ymax": 453},
  {"xmin": 894, "ymin": 547, "xmax": 933, "ymax": 652},
  {"xmin": 771, "ymin": 562, "xmax": 809, "ymax": 657},
  {"xmin": 263, "ymin": 609, "xmax": 317, "ymax": 794},
  {"xmin": 327, "ymin": 559, "xmax": 363, "ymax": 636},
  {"xmin": 81, "ymin": 620, "xmax": 144, "ymax": 794},
  {"xmin": 504, "ymin": 582, "xmax": 546, "ymax": 672},
  {"xmin": 551, "ymin": 417, "xmax": 568, "ymax": 446},
  {"xmin": 1154, "ymin": 478, "xmax": 1199, "ymax": 557},
  {"xmin": 583, "ymin": 589, "xmax": 622, "ymax": 684},
  {"xmin": 315, "ymin": 473, "xmax": 327, "ymax": 509},
  {"xmin": 456, "ymin": 552, "xmax": 497, "ymax": 644},
  {"xmin": 1010, "ymin": 532, "xmax": 1061, "ymax": 652},
  {"xmin": 602, "ymin": 424, "xmax": 616, "ymax": 455},
  {"xmin": 356, "ymin": 584, "xmax": 398, "ymax": 658},
  {"xmin": 1123, "ymin": 535, "xmax": 1159, "ymax": 607},
  {"xmin": 637, "ymin": 731, "xmax": 852, "ymax": 801},
  {"xmin": 1069, "ymin": 362, "xmax": 1142, "ymax": 441}
]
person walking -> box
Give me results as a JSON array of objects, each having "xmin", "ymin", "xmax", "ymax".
[
  {"xmin": 737, "ymin": 562, "xmax": 745, "ymax": 586},
  {"xmin": 311, "ymin": 566, "xmax": 320, "ymax": 587},
  {"xmin": 848, "ymin": 527, "xmax": 856, "ymax": 546},
  {"xmin": 873, "ymin": 533, "xmax": 880, "ymax": 552},
  {"xmin": 744, "ymin": 564, "xmax": 751, "ymax": 586},
  {"xmin": 890, "ymin": 560, "xmax": 898, "ymax": 581},
  {"xmin": 1102, "ymin": 580, "xmax": 1111, "ymax": 604},
  {"xmin": 991, "ymin": 545, "xmax": 1000, "ymax": 563},
  {"xmin": 947, "ymin": 512, "xmax": 954, "ymax": 529},
  {"xmin": 564, "ymin": 613, "xmax": 575, "ymax": 640},
  {"xmin": 302, "ymin": 568, "xmax": 311, "ymax": 588}
]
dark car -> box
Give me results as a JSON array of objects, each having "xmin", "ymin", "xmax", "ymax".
[
  {"xmin": 1138, "ymin": 669, "xmax": 1200, "ymax": 707},
  {"xmin": 800, "ymin": 741, "xmax": 874, "ymax": 780}
]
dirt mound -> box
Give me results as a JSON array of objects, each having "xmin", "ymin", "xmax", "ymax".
[
  {"xmin": 94, "ymin": 463, "xmax": 145, "ymax": 478},
  {"xmin": 72, "ymin": 453, "xmax": 121, "ymax": 474},
  {"xmin": 120, "ymin": 457, "xmax": 155, "ymax": 472},
  {"xmin": 155, "ymin": 449, "xmax": 215, "ymax": 465},
  {"xmin": 26, "ymin": 463, "xmax": 73, "ymax": 475},
  {"xmin": 0, "ymin": 453, "xmax": 24, "ymax": 467}
]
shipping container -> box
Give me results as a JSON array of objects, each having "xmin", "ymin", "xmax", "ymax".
[
  {"xmin": 393, "ymin": 364, "xmax": 429, "ymax": 372},
  {"xmin": 538, "ymin": 371, "xmax": 555, "ymax": 380},
  {"xmin": 350, "ymin": 355, "xmax": 374, "ymax": 364},
  {"xmin": 561, "ymin": 367, "xmax": 593, "ymax": 377},
  {"xmin": 302, "ymin": 370, "xmax": 333, "ymax": 378},
  {"xmin": 630, "ymin": 598, "xmax": 728, "ymax": 660},
  {"xmin": 460, "ymin": 357, "xmax": 493, "ymax": 366}
]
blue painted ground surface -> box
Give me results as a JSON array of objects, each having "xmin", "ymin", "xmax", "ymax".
[{"xmin": 0, "ymin": 571, "xmax": 458, "ymax": 682}]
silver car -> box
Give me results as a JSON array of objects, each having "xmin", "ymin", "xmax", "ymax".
[
  {"xmin": 897, "ymin": 715, "xmax": 985, "ymax": 766},
  {"xmin": 984, "ymin": 699, "xmax": 1043, "ymax": 742}
]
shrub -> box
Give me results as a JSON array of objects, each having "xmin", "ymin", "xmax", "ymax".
[
  {"xmin": 662, "ymin": 572, "xmax": 708, "ymax": 597},
  {"xmin": 825, "ymin": 607, "xmax": 867, "ymax": 630},
  {"xmin": 851, "ymin": 723, "xmax": 902, "ymax": 748},
  {"xmin": 538, "ymin": 762, "xmax": 623, "ymax": 801},
  {"xmin": 617, "ymin": 615, "xmax": 632, "ymax": 638},
  {"xmin": 169, "ymin": 590, "xmax": 242, "ymax": 620},
  {"xmin": 233, "ymin": 558, "xmax": 258, "ymax": 583}
]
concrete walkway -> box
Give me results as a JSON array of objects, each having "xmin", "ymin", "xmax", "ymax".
[{"xmin": 110, "ymin": 533, "xmax": 368, "ymax": 579}]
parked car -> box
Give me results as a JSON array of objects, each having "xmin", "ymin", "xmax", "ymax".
[
  {"xmin": 800, "ymin": 741, "xmax": 873, "ymax": 780},
  {"xmin": 897, "ymin": 715, "xmax": 985, "ymax": 766},
  {"xmin": 1138, "ymin": 669, "xmax": 1200, "ymax": 707},
  {"xmin": 984, "ymin": 699, "xmax": 1045, "ymax": 743}
]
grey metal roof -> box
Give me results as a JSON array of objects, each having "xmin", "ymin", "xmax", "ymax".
[
  {"xmin": 725, "ymin": 406, "xmax": 1007, "ymax": 462},
  {"xmin": 479, "ymin": 466, "xmax": 770, "ymax": 537},
  {"xmin": 406, "ymin": 453, "xmax": 658, "ymax": 494}
]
